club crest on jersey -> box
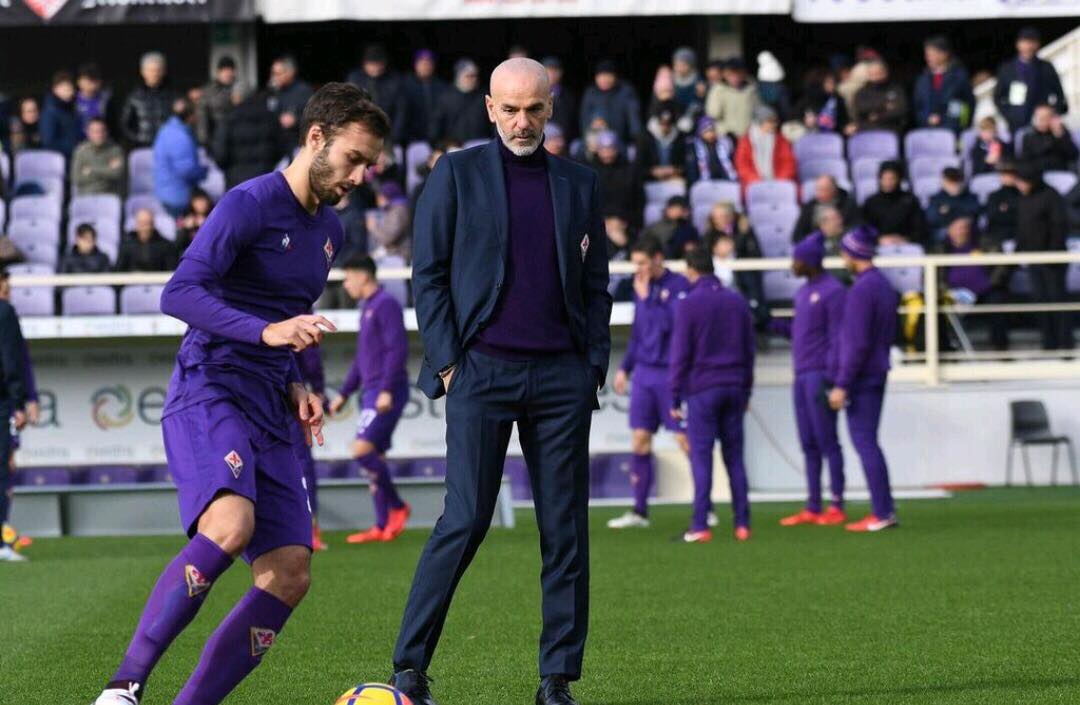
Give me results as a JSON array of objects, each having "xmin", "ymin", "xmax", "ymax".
[
  {"xmin": 250, "ymin": 627, "xmax": 277, "ymax": 657},
  {"xmin": 580, "ymin": 234, "xmax": 590, "ymax": 262},
  {"xmin": 810, "ymin": 292, "xmax": 821, "ymax": 304},
  {"xmin": 224, "ymin": 450, "xmax": 244, "ymax": 479},
  {"xmin": 280, "ymin": 233, "xmax": 292, "ymax": 251},
  {"xmin": 324, "ymin": 236, "xmax": 334, "ymax": 267},
  {"xmin": 185, "ymin": 564, "xmax": 212, "ymax": 597},
  {"xmin": 661, "ymin": 288, "xmax": 670, "ymax": 302}
]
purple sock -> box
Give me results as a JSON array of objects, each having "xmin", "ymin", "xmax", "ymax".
[
  {"xmin": 112, "ymin": 534, "xmax": 233, "ymax": 686},
  {"xmin": 358, "ymin": 455, "xmax": 403, "ymax": 528},
  {"xmin": 630, "ymin": 453, "xmax": 654, "ymax": 517},
  {"xmin": 173, "ymin": 587, "xmax": 293, "ymax": 705}
]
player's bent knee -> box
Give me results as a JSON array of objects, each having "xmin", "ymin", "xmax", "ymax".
[
  {"xmin": 631, "ymin": 431, "xmax": 653, "ymax": 455},
  {"xmin": 352, "ymin": 440, "xmax": 377, "ymax": 459},
  {"xmin": 197, "ymin": 493, "xmax": 256, "ymax": 557},
  {"xmin": 253, "ymin": 546, "xmax": 312, "ymax": 607}
]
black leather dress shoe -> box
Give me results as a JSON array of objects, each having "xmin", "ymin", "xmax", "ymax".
[
  {"xmin": 536, "ymin": 675, "xmax": 579, "ymax": 705},
  {"xmin": 390, "ymin": 669, "xmax": 439, "ymax": 705}
]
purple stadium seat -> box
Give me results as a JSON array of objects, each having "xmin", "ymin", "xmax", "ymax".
[
  {"xmin": 904, "ymin": 128, "xmax": 956, "ymax": 159},
  {"xmin": 0, "ymin": 199, "xmax": 5, "ymax": 229},
  {"xmin": 793, "ymin": 132, "xmax": 844, "ymax": 162},
  {"xmin": 125, "ymin": 194, "xmax": 167, "ymax": 221},
  {"xmin": 755, "ymin": 223, "xmax": 794, "ymax": 257},
  {"xmin": 87, "ymin": 467, "xmax": 142, "ymax": 485},
  {"xmin": 748, "ymin": 204, "xmax": 799, "ymax": 232},
  {"xmin": 69, "ymin": 194, "xmax": 122, "ymax": 223},
  {"xmin": 800, "ymin": 177, "xmax": 853, "ymax": 204},
  {"xmin": 26, "ymin": 175, "xmax": 64, "ymax": 198},
  {"xmin": 691, "ymin": 205, "xmax": 713, "ymax": 233},
  {"xmin": 155, "ymin": 214, "xmax": 178, "ymax": 241},
  {"xmin": 877, "ymin": 243, "xmax": 925, "ymax": 293},
  {"xmin": 62, "ymin": 286, "xmax": 116, "ymax": 315},
  {"xmin": 67, "ymin": 217, "xmax": 121, "ymax": 251},
  {"xmin": 746, "ymin": 180, "xmax": 797, "ymax": 210},
  {"xmin": 377, "ymin": 255, "xmax": 409, "ymax": 307},
  {"xmin": 6, "ymin": 263, "xmax": 52, "ymax": 275},
  {"xmin": 847, "ymin": 130, "xmax": 899, "ymax": 162},
  {"xmin": 14, "ymin": 149, "xmax": 65, "ymax": 183},
  {"xmin": 128, "ymin": 148, "xmax": 154, "ymax": 195},
  {"xmin": 10, "ymin": 286, "xmax": 55, "ymax": 316},
  {"xmin": 798, "ymin": 157, "xmax": 848, "ymax": 183},
  {"xmin": 0, "ymin": 151, "xmax": 9, "ymax": 184},
  {"xmin": 1013, "ymin": 127, "xmax": 1031, "ymax": 156},
  {"xmin": 643, "ymin": 202, "xmax": 664, "ymax": 226},
  {"xmin": 909, "ymin": 156, "xmax": 960, "ymax": 181},
  {"xmin": 120, "ymin": 284, "xmax": 165, "ymax": 314},
  {"xmin": 1002, "ymin": 240, "xmax": 1032, "ymax": 296},
  {"xmin": 406, "ymin": 141, "xmax": 433, "ymax": 195},
  {"xmin": 854, "ymin": 178, "xmax": 879, "ymax": 206},
  {"xmin": 688, "ymin": 179, "xmax": 741, "ymax": 211},
  {"xmin": 200, "ymin": 166, "xmax": 226, "ymax": 201},
  {"xmin": 9, "ymin": 217, "xmax": 60, "ymax": 248},
  {"xmin": 764, "ymin": 268, "xmax": 801, "ymax": 302},
  {"xmin": 1067, "ymin": 239, "xmax": 1080, "ymax": 294},
  {"xmin": 11, "ymin": 195, "xmax": 62, "ymax": 222},
  {"xmin": 969, "ymin": 173, "xmax": 1002, "ymax": 205},
  {"xmin": 851, "ymin": 157, "xmax": 884, "ymax": 183},
  {"xmin": 644, "ymin": 180, "xmax": 686, "ymax": 205},
  {"xmin": 913, "ymin": 177, "xmax": 940, "ymax": 208},
  {"xmin": 1043, "ymin": 170, "xmax": 1078, "ymax": 196}
]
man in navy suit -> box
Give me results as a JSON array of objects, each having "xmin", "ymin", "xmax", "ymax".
[{"xmin": 390, "ymin": 59, "xmax": 612, "ymax": 705}]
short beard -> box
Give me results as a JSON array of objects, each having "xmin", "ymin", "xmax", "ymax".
[
  {"xmin": 308, "ymin": 141, "xmax": 344, "ymax": 206},
  {"xmin": 496, "ymin": 120, "xmax": 543, "ymax": 157}
]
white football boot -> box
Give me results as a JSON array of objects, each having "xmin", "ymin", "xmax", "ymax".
[{"xmin": 606, "ymin": 511, "xmax": 650, "ymax": 529}]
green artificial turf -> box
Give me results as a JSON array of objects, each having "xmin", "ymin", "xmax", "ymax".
[{"xmin": 5, "ymin": 488, "xmax": 1080, "ymax": 705}]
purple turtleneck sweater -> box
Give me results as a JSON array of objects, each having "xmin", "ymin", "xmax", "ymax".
[
  {"xmin": 473, "ymin": 140, "xmax": 574, "ymax": 359},
  {"xmin": 835, "ymin": 266, "xmax": 897, "ymax": 390},
  {"xmin": 772, "ymin": 273, "xmax": 847, "ymax": 377}
]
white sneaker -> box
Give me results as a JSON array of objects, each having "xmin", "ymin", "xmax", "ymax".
[
  {"xmin": 0, "ymin": 546, "xmax": 27, "ymax": 562},
  {"xmin": 93, "ymin": 683, "xmax": 141, "ymax": 705},
  {"xmin": 606, "ymin": 511, "xmax": 650, "ymax": 529},
  {"xmin": 707, "ymin": 512, "xmax": 720, "ymax": 528}
]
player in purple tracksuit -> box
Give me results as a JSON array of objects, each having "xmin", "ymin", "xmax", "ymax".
[
  {"xmin": 609, "ymin": 237, "xmax": 690, "ymax": 529},
  {"xmin": 294, "ymin": 344, "xmax": 329, "ymax": 551},
  {"xmin": 94, "ymin": 84, "xmax": 389, "ymax": 705},
  {"xmin": 771, "ymin": 232, "xmax": 849, "ymax": 527},
  {"xmin": 328, "ymin": 254, "xmax": 412, "ymax": 544},
  {"xmin": 669, "ymin": 249, "xmax": 755, "ymax": 543},
  {"xmin": 829, "ymin": 224, "xmax": 900, "ymax": 533}
]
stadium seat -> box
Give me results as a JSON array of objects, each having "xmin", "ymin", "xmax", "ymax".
[
  {"xmin": 800, "ymin": 177, "xmax": 853, "ymax": 204},
  {"xmin": 748, "ymin": 204, "xmax": 799, "ymax": 232},
  {"xmin": 125, "ymin": 194, "xmax": 167, "ymax": 221},
  {"xmin": 62, "ymin": 285, "xmax": 116, "ymax": 315},
  {"xmin": 87, "ymin": 466, "xmax": 143, "ymax": 485},
  {"xmin": 67, "ymin": 215, "xmax": 121, "ymax": 245},
  {"xmin": 200, "ymin": 165, "xmax": 226, "ymax": 201},
  {"xmin": 854, "ymin": 178, "xmax": 878, "ymax": 205},
  {"xmin": 1001, "ymin": 240, "xmax": 1032, "ymax": 295},
  {"xmin": 644, "ymin": 180, "xmax": 686, "ymax": 205},
  {"xmin": 1067, "ymin": 239, "xmax": 1080, "ymax": 295},
  {"xmin": 847, "ymin": 130, "xmax": 899, "ymax": 162},
  {"xmin": 909, "ymin": 156, "xmax": 960, "ymax": 181},
  {"xmin": 11, "ymin": 195, "xmax": 62, "ymax": 222},
  {"xmin": 691, "ymin": 204, "xmax": 712, "ymax": 233},
  {"xmin": 377, "ymin": 255, "xmax": 409, "ymax": 307},
  {"xmin": 1007, "ymin": 400, "xmax": 1078, "ymax": 486},
  {"xmin": 877, "ymin": 243, "xmax": 925, "ymax": 293},
  {"xmin": 14, "ymin": 149, "xmax": 65, "ymax": 184},
  {"xmin": 643, "ymin": 202, "xmax": 664, "ymax": 226},
  {"xmin": 155, "ymin": 214, "xmax": 178, "ymax": 241},
  {"xmin": 0, "ymin": 199, "xmax": 5, "ymax": 230},
  {"xmin": 755, "ymin": 223, "xmax": 794, "ymax": 258},
  {"xmin": 689, "ymin": 179, "xmax": 741, "ymax": 211},
  {"xmin": 406, "ymin": 141, "xmax": 433, "ymax": 195},
  {"xmin": 912, "ymin": 177, "xmax": 940, "ymax": 208},
  {"xmin": 69, "ymin": 194, "xmax": 122, "ymax": 223},
  {"xmin": 128, "ymin": 148, "xmax": 155, "ymax": 195},
  {"xmin": 23, "ymin": 175, "xmax": 65, "ymax": 199},
  {"xmin": 793, "ymin": 132, "xmax": 844, "ymax": 162},
  {"xmin": 1013, "ymin": 127, "xmax": 1031, "ymax": 156},
  {"xmin": 969, "ymin": 173, "xmax": 1001, "ymax": 205},
  {"xmin": 904, "ymin": 128, "xmax": 956, "ymax": 158},
  {"xmin": 797, "ymin": 157, "xmax": 848, "ymax": 183},
  {"xmin": 6, "ymin": 263, "xmax": 53, "ymax": 275},
  {"xmin": 850, "ymin": 157, "xmax": 885, "ymax": 183},
  {"xmin": 764, "ymin": 268, "xmax": 800, "ymax": 302},
  {"xmin": 0, "ymin": 151, "xmax": 9, "ymax": 185},
  {"xmin": 1043, "ymin": 170, "xmax": 1078, "ymax": 196},
  {"xmin": 746, "ymin": 180, "xmax": 797, "ymax": 210},
  {"xmin": 10, "ymin": 285, "xmax": 55, "ymax": 316},
  {"xmin": 9, "ymin": 218, "xmax": 60, "ymax": 249}
]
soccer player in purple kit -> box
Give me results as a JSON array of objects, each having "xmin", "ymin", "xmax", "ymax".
[
  {"xmin": 609, "ymin": 237, "xmax": 690, "ymax": 530},
  {"xmin": 328, "ymin": 254, "xmax": 412, "ymax": 545},
  {"xmin": 669, "ymin": 249, "xmax": 755, "ymax": 543},
  {"xmin": 93, "ymin": 83, "xmax": 389, "ymax": 705},
  {"xmin": 294, "ymin": 344, "xmax": 330, "ymax": 551},
  {"xmin": 829, "ymin": 224, "xmax": 900, "ymax": 533},
  {"xmin": 772, "ymin": 232, "xmax": 850, "ymax": 527}
]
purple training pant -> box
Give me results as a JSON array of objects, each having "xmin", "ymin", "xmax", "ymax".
[
  {"xmin": 793, "ymin": 371, "xmax": 845, "ymax": 513},
  {"xmin": 686, "ymin": 386, "xmax": 750, "ymax": 532},
  {"xmin": 846, "ymin": 382, "xmax": 895, "ymax": 519}
]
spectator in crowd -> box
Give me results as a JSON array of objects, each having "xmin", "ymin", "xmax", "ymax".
[
  {"xmin": 41, "ymin": 71, "xmax": 82, "ymax": 160},
  {"xmin": 671, "ymin": 47, "xmax": 706, "ymax": 124},
  {"xmin": 267, "ymin": 54, "xmax": 314, "ymax": 146},
  {"xmin": 367, "ymin": 181, "xmax": 413, "ymax": 262},
  {"xmin": 994, "ymin": 27, "xmax": 1068, "ymax": 133},
  {"xmin": 213, "ymin": 90, "xmax": 286, "ymax": 188},
  {"xmin": 937, "ymin": 215, "xmax": 1009, "ymax": 351},
  {"xmin": 986, "ymin": 161, "xmax": 1021, "ymax": 245},
  {"xmin": 75, "ymin": 63, "xmax": 110, "ymax": 135},
  {"xmin": 835, "ymin": 48, "xmax": 872, "ymax": 116},
  {"xmin": 705, "ymin": 57, "xmax": 757, "ymax": 138},
  {"xmin": 1019, "ymin": 104, "xmax": 1079, "ymax": 174},
  {"xmin": 969, "ymin": 116, "xmax": 1011, "ymax": 176},
  {"xmin": 795, "ymin": 69, "xmax": 848, "ymax": 135},
  {"xmin": 734, "ymin": 104, "xmax": 797, "ymax": 193},
  {"xmin": 175, "ymin": 189, "xmax": 213, "ymax": 255},
  {"xmin": 411, "ymin": 139, "xmax": 460, "ymax": 200},
  {"xmin": 926, "ymin": 167, "xmax": 981, "ymax": 242},
  {"xmin": 643, "ymin": 195, "xmax": 699, "ymax": 259},
  {"xmin": 703, "ymin": 202, "xmax": 766, "ymax": 318},
  {"xmin": 685, "ymin": 116, "xmax": 737, "ymax": 185},
  {"xmin": 636, "ymin": 102, "xmax": 687, "ymax": 183},
  {"xmin": 580, "ymin": 60, "xmax": 642, "ymax": 146},
  {"xmin": 593, "ymin": 130, "xmax": 642, "ymax": 227},
  {"xmin": 120, "ymin": 51, "xmax": 176, "ymax": 147},
  {"xmin": 542, "ymin": 123, "xmax": 567, "ymax": 158},
  {"xmin": 61, "ymin": 223, "xmax": 111, "ymax": 274},
  {"xmin": 71, "ymin": 118, "xmax": 124, "ymax": 196},
  {"xmin": 793, "ymin": 175, "xmax": 860, "ymax": 243},
  {"xmin": 756, "ymin": 51, "xmax": 791, "ymax": 122},
  {"xmin": 704, "ymin": 59, "xmax": 724, "ymax": 92},
  {"xmin": 605, "ymin": 214, "xmax": 632, "ymax": 262},
  {"xmin": 913, "ymin": 35, "xmax": 974, "ymax": 133},
  {"xmin": 1015, "ymin": 163, "xmax": 1072, "ymax": 350},
  {"xmin": 197, "ymin": 55, "xmax": 244, "ymax": 147},
  {"xmin": 852, "ymin": 59, "xmax": 909, "ymax": 134},
  {"xmin": 348, "ymin": 44, "xmax": 406, "ymax": 142},
  {"xmin": 9, "ymin": 98, "xmax": 41, "ymax": 152},
  {"xmin": 153, "ymin": 97, "xmax": 208, "ymax": 218},
  {"xmin": 543, "ymin": 56, "xmax": 577, "ymax": 142},
  {"xmin": 117, "ymin": 208, "xmax": 177, "ymax": 272},
  {"xmin": 400, "ymin": 49, "xmax": 448, "ymax": 146},
  {"xmin": 813, "ymin": 204, "xmax": 849, "ymax": 256},
  {"xmin": 862, "ymin": 161, "xmax": 927, "ymax": 247},
  {"xmin": 650, "ymin": 66, "xmax": 677, "ymax": 117},
  {"xmin": 430, "ymin": 59, "xmax": 489, "ymax": 144}
]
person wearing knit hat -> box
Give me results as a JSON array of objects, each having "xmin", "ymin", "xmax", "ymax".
[
  {"xmin": 580, "ymin": 59, "xmax": 642, "ymax": 146},
  {"xmin": 671, "ymin": 46, "xmax": 703, "ymax": 114},
  {"xmin": 831, "ymin": 224, "xmax": 899, "ymax": 532},
  {"xmin": 686, "ymin": 115, "xmax": 736, "ymax": 184},
  {"xmin": 400, "ymin": 48, "xmax": 447, "ymax": 144},
  {"xmin": 756, "ymin": 51, "xmax": 791, "ymax": 122},
  {"xmin": 428, "ymin": 58, "xmax": 488, "ymax": 144},
  {"xmin": 773, "ymin": 231, "xmax": 849, "ymax": 526}
]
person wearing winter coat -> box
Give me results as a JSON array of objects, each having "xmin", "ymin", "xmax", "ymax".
[
  {"xmin": 756, "ymin": 52, "xmax": 791, "ymax": 122},
  {"xmin": 71, "ymin": 118, "xmax": 124, "ymax": 196},
  {"xmin": 704, "ymin": 57, "xmax": 758, "ymax": 138},
  {"xmin": 120, "ymin": 52, "xmax": 177, "ymax": 147},
  {"xmin": 429, "ymin": 59, "xmax": 490, "ymax": 144},
  {"xmin": 152, "ymin": 98, "xmax": 208, "ymax": 217},
  {"xmin": 912, "ymin": 35, "xmax": 974, "ymax": 133},
  {"xmin": 213, "ymin": 91, "xmax": 287, "ymax": 188},
  {"xmin": 994, "ymin": 27, "xmax": 1068, "ymax": 133},
  {"xmin": 40, "ymin": 72, "xmax": 82, "ymax": 159},
  {"xmin": 580, "ymin": 60, "xmax": 642, "ymax": 146},
  {"xmin": 734, "ymin": 105, "xmax": 797, "ymax": 193},
  {"xmin": 851, "ymin": 59, "xmax": 909, "ymax": 134}
]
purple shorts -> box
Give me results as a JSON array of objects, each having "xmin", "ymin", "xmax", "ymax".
[
  {"xmin": 355, "ymin": 384, "xmax": 409, "ymax": 453},
  {"xmin": 163, "ymin": 398, "xmax": 312, "ymax": 564},
  {"xmin": 629, "ymin": 365, "xmax": 683, "ymax": 434}
]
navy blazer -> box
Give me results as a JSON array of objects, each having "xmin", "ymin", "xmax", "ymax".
[{"xmin": 411, "ymin": 140, "xmax": 613, "ymax": 400}]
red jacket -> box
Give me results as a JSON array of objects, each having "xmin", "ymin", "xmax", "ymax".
[{"xmin": 734, "ymin": 132, "xmax": 797, "ymax": 193}]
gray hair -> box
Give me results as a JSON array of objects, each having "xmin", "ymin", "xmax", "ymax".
[
  {"xmin": 274, "ymin": 55, "xmax": 298, "ymax": 73},
  {"xmin": 814, "ymin": 205, "xmax": 842, "ymax": 227},
  {"xmin": 140, "ymin": 52, "xmax": 166, "ymax": 70}
]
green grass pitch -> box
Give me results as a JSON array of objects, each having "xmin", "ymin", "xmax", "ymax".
[{"xmin": 6, "ymin": 488, "xmax": 1080, "ymax": 704}]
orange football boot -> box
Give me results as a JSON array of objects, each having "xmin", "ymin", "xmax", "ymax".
[
  {"xmin": 346, "ymin": 527, "xmax": 387, "ymax": 544},
  {"xmin": 734, "ymin": 526, "xmax": 751, "ymax": 542},
  {"xmin": 779, "ymin": 510, "xmax": 822, "ymax": 526},
  {"xmin": 845, "ymin": 514, "xmax": 898, "ymax": 533},
  {"xmin": 383, "ymin": 503, "xmax": 412, "ymax": 540},
  {"xmin": 815, "ymin": 506, "xmax": 848, "ymax": 525}
]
